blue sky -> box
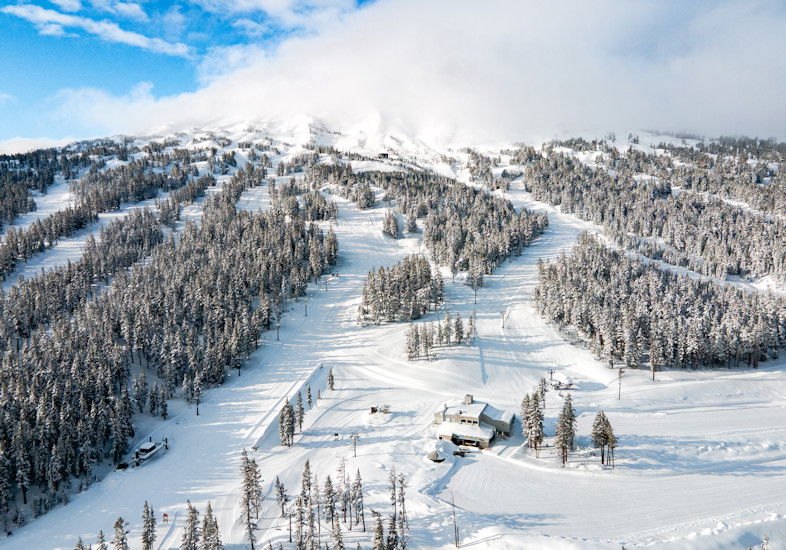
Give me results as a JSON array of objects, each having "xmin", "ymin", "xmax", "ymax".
[
  {"xmin": 0, "ymin": 0, "xmax": 374, "ymax": 140},
  {"xmin": 1, "ymin": 0, "xmax": 784, "ymax": 148}
]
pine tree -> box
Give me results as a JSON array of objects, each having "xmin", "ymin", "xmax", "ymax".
[
  {"xmin": 280, "ymin": 400, "xmax": 295, "ymax": 446},
  {"xmin": 604, "ymin": 415, "xmax": 617, "ymax": 468},
  {"xmin": 405, "ymin": 324, "xmax": 420, "ymax": 360},
  {"xmin": 466, "ymin": 314, "xmax": 475, "ymax": 344},
  {"xmin": 96, "ymin": 530, "xmax": 108, "ymax": 550},
  {"xmin": 74, "ymin": 538, "xmax": 86, "ymax": 550},
  {"xmin": 554, "ymin": 409, "xmax": 571, "ymax": 466},
  {"xmin": 520, "ymin": 394, "xmax": 531, "ymax": 438},
  {"xmin": 453, "ymin": 313, "xmax": 464, "ymax": 344},
  {"xmin": 200, "ymin": 502, "xmax": 223, "ymax": 550},
  {"xmin": 241, "ymin": 449, "xmax": 262, "ymax": 548},
  {"xmin": 330, "ymin": 514, "xmax": 345, "ymax": 550},
  {"xmin": 275, "ymin": 476, "xmax": 288, "ymax": 517},
  {"xmin": 0, "ymin": 445, "xmax": 10, "ymax": 532},
  {"xmin": 562, "ymin": 394, "xmax": 577, "ymax": 450},
  {"xmin": 371, "ymin": 514, "xmax": 385, "ymax": 550},
  {"xmin": 141, "ymin": 500, "xmax": 157, "ymax": 550},
  {"xmin": 181, "ymin": 500, "xmax": 200, "ymax": 550},
  {"xmin": 397, "ymin": 473, "xmax": 409, "ymax": 549},
  {"xmin": 296, "ymin": 392, "xmax": 305, "ymax": 433},
  {"xmin": 352, "ymin": 469, "xmax": 365, "ymax": 531},
  {"xmin": 112, "ymin": 517, "xmax": 130, "ymax": 550},
  {"xmin": 382, "ymin": 210, "xmax": 399, "ymax": 239},
  {"xmin": 322, "ymin": 475, "xmax": 336, "ymax": 527},
  {"xmin": 327, "ymin": 369, "xmax": 335, "ymax": 391},
  {"xmin": 538, "ymin": 377, "xmax": 548, "ymax": 401},
  {"xmin": 592, "ymin": 411, "xmax": 611, "ymax": 466},
  {"xmin": 526, "ymin": 393, "xmax": 544, "ymax": 454},
  {"xmin": 386, "ymin": 515, "xmax": 399, "ymax": 550}
]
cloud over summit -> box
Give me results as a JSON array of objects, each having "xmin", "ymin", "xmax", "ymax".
[{"xmin": 46, "ymin": 0, "xmax": 786, "ymax": 143}]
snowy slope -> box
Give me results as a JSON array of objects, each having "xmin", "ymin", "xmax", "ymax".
[{"xmin": 1, "ymin": 127, "xmax": 784, "ymax": 550}]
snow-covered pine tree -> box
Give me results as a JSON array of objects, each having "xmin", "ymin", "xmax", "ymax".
[
  {"xmin": 372, "ymin": 514, "xmax": 385, "ymax": 550},
  {"xmin": 466, "ymin": 314, "xmax": 475, "ymax": 344},
  {"xmin": 406, "ymin": 324, "xmax": 420, "ymax": 360},
  {"xmin": 591, "ymin": 411, "xmax": 611, "ymax": 465},
  {"xmin": 386, "ymin": 514, "xmax": 399, "ymax": 550},
  {"xmin": 328, "ymin": 368, "xmax": 335, "ymax": 391},
  {"xmin": 323, "ymin": 475, "xmax": 336, "ymax": 528},
  {"xmin": 562, "ymin": 394, "xmax": 577, "ymax": 450},
  {"xmin": 330, "ymin": 514, "xmax": 345, "ymax": 550},
  {"xmin": 240, "ymin": 450, "xmax": 260, "ymax": 549},
  {"xmin": 554, "ymin": 409, "xmax": 571, "ymax": 465},
  {"xmin": 454, "ymin": 313, "xmax": 464, "ymax": 344},
  {"xmin": 383, "ymin": 210, "xmax": 399, "ymax": 239},
  {"xmin": 527, "ymin": 393, "xmax": 544, "ymax": 455},
  {"xmin": 181, "ymin": 500, "xmax": 200, "ymax": 550},
  {"xmin": 296, "ymin": 392, "xmax": 305, "ymax": 433},
  {"xmin": 275, "ymin": 476, "xmax": 288, "ymax": 517},
  {"xmin": 112, "ymin": 517, "xmax": 130, "ymax": 550},
  {"xmin": 352, "ymin": 469, "xmax": 366, "ymax": 531},
  {"xmin": 604, "ymin": 415, "xmax": 617, "ymax": 468},
  {"xmin": 141, "ymin": 500, "xmax": 156, "ymax": 550},
  {"xmin": 397, "ymin": 473, "xmax": 409, "ymax": 549},
  {"xmin": 538, "ymin": 377, "xmax": 547, "ymax": 401},
  {"xmin": 279, "ymin": 400, "xmax": 295, "ymax": 446},
  {"xmin": 520, "ymin": 394, "xmax": 531, "ymax": 439},
  {"xmin": 200, "ymin": 502, "xmax": 223, "ymax": 550},
  {"xmin": 96, "ymin": 530, "xmax": 108, "ymax": 550}
]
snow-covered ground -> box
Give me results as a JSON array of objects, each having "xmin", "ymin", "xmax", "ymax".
[
  {"xmin": 3, "ymin": 128, "xmax": 785, "ymax": 550},
  {"xmin": 0, "ymin": 176, "xmax": 75, "ymax": 238}
]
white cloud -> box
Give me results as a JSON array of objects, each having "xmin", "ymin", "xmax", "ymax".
[
  {"xmin": 0, "ymin": 136, "xmax": 76, "ymax": 155},
  {"xmin": 112, "ymin": 2, "xmax": 148, "ymax": 22},
  {"xmin": 232, "ymin": 17, "xmax": 270, "ymax": 37},
  {"xmin": 39, "ymin": 0, "xmax": 786, "ymax": 143},
  {"xmin": 49, "ymin": 0, "xmax": 82, "ymax": 11},
  {"xmin": 160, "ymin": 5, "xmax": 186, "ymax": 40},
  {"xmin": 191, "ymin": 0, "xmax": 356, "ymax": 30},
  {"xmin": 38, "ymin": 22, "xmax": 68, "ymax": 35},
  {"xmin": 2, "ymin": 4, "xmax": 189, "ymax": 56},
  {"xmin": 0, "ymin": 93, "xmax": 15, "ymax": 105}
]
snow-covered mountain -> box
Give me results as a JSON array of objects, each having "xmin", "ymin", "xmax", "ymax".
[{"xmin": 0, "ymin": 125, "xmax": 784, "ymax": 550}]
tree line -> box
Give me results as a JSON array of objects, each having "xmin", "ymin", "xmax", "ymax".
[
  {"xmin": 306, "ymin": 165, "xmax": 548, "ymax": 288},
  {"xmin": 523, "ymin": 145, "xmax": 785, "ymax": 280},
  {"xmin": 405, "ymin": 311, "xmax": 475, "ymax": 360},
  {"xmin": 535, "ymin": 234, "xmax": 785, "ymax": 375},
  {"xmin": 0, "ymin": 169, "xmax": 338, "ymax": 527}
]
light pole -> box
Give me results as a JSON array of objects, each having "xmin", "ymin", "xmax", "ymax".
[{"xmin": 350, "ymin": 432, "xmax": 359, "ymax": 458}]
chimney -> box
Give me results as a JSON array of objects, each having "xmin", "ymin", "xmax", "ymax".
[{"xmin": 464, "ymin": 394, "xmax": 473, "ymax": 405}]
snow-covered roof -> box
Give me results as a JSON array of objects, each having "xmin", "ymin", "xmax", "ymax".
[
  {"xmin": 436, "ymin": 421, "xmax": 494, "ymax": 441},
  {"xmin": 482, "ymin": 404, "xmax": 514, "ymax": 425},
  {"xmin": 444, "ymin": 402, "xmax": 486, "ymax": 419}
]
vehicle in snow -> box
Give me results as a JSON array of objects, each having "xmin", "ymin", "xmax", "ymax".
[{"xmin": 131, "ymin": 438, "xmax": 168, "ymax": 467}]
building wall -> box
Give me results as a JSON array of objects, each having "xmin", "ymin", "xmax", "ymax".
[{"xmin": 480, "ymin": 413, "xmax": 513, "ymax": 436}]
